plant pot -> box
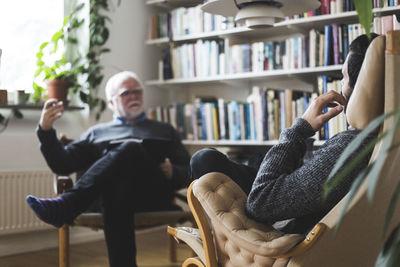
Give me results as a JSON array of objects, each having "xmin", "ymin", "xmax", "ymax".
[{"xmin": 46, "ymin": 79, "xmax": 70, "ymax": 105}]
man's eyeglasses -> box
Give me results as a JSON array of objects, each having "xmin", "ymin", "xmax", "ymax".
[{"xmin": 117, "ymin": 89, "xmax": 143, "ymax": 98}]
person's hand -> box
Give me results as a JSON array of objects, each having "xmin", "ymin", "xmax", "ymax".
[
  {"xmin": 302, "ymin": 90, "xmax": 347, "ymax": 132},
  {"xmin": 39, "ymin": 99, "xmax": 64, "ymax": 131},
  {"xmin": 159, "ymin": 158, "xmax": 173, "ymax": 180}
]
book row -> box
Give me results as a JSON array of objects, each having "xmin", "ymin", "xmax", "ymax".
[
  {"xmin": 167, "ymin": 22, "xmax": 366, "ymax": 79},
  {"xmin": 147, "ymin": 83, "xmax": 347, "ymax": 142},
  {"xmin": 149, "ymin": 1, "xmax": 399, "ymax": 40},
  {"xmin": 301, "ymin": 0, "xmax": 399, "ymax": 18},
  {"xmin": 149, "ymin": 5, "xmax": 235, "ymax": 40}
]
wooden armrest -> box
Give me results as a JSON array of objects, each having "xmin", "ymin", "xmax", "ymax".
[
  {"xmin": 274, "ymin": 223, "xmax": 327, "ymax": 258},
  {"xmin": 54, "ymin": 175, "xmax": 73, "ymax": 195}
]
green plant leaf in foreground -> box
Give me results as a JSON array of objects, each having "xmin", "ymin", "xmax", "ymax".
[
  {"xmin": 376, "ymin": 224, "xmax": 400, "ymax": 267},
  {"xmin": 353, "ymin": 0, "xmax": 373, "ymax": 38},
  {"xmin": 383, "ymin": 180, "xmax": 400, "ymax": 238},
  {"xmin": 368, "ymin": 111, "xmax": 400, "ymax": 201},
  {"xmin": 334, "ymin": 164, "xmax": 372, "ymax": 233},
  {"xmin": 324, "ymin": 108, "xmax": 400, "ymax": 232},
  {"xmin": 325, "ymin": 110, "xmax": 396, "ymax": 195}
]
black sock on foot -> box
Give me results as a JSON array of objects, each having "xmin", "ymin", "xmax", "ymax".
[{"xmin": 26, "ymin": 195, "xmax": 72, "ymax": 228}]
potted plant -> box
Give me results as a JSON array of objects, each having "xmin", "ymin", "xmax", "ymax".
[{"xmin": 32, "ymin": 3, "xmax": 85, "ymax": 106}]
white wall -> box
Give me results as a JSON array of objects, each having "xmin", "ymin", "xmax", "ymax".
[{"xmin": 0, "ymin": 1, "xmax": 159, "ymax": 170}]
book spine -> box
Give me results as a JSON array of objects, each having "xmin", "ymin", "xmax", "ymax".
[
  {"xmin": 212, "ymin": 104, "xmax": 220, "ymax": 140},
  {"xmin": 321, "ymin": 0, "xmax": 331, "ymax": 14},
  {"xmin": 218, "ymin": 98, "xmax": 226, "ymax": 140},
  {"xmin": 324, "ymin": 25, "xmax": 332, "ymax": 66},
  {"xmin": 261, "ymin": 90, "xmax": 268, "ymax": 140},
  {"xmin": 332, "ymin": 23, "xmax": 340, "ymax": 65},
  {"xmin": 338, "ymin": 25, "xmax": 343, "ymax": 64},
  {"xmin": 342, "ymin": 25, "xmax": 349, "ymax": 58}
]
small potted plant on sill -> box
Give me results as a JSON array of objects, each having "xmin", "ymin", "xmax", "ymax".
[{"xmin": 32, "ymin": 4, "xmax": 84, "ymax": 106}]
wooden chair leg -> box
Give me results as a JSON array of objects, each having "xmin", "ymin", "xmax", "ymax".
[
  {"xmin": 59, "ymin": 224, "xmax": 70, "ymax": 267},
  {"xmin": 168, "ymin": 227, "xmax": 178, "ymax": 262}
]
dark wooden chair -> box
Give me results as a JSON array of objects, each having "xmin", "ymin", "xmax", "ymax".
[{"xmin": 56, "ymin": 134, "xmax": 194, "ymax": 267}]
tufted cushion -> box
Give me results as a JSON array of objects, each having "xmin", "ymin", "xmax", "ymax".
[
  {"xmin": 346, "ymin": 35, "xmax": 386, "ymax": 130},
  {"xmin": 193, "ymin": 172, "xmax": 304, "ymax": 267}
]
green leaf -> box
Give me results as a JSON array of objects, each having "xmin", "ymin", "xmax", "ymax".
[
  {"xmin": 51, "ymin": 29, "xmax": 63, "ymax": 42},
  {"xmin": 32, "ymin": 82, "xmax": 45, "ymax": 103},
  {"xmin": 383, "ymin": 181, "xmax": 400, "ymax": 238},
  {"xmin": 99, "ymin": 48, "xmax": 110, "ymax": 54},
  {"xmin": 376, "ymin": 225, "xmax": 400, "ymax": 267},
  {"xmin": 323, "ymin": 133, "xmax": 381, "ymax": 199},
  {"xmin": 327, "ymin": 110, "xmax": 396, "ymax": 184},
  {"xmin": 368, "ymin": 111, "xmax": 400, "ymax": 201},
  {"xmin": 334, "ymin": 164, "xmax": 372, "ymax": 233},
  {"xmin": 74, "ymin": 2, "xmax": 85, "ymax": 12},
  {"xmin": 67, "ymin": 37, "xmax": 78, "ymax": 44},
  {"xmin": 34, "ymin": 68, "xmax": 43, "ymax": 78},
  {"xmin": 39, "ymin": 41, "xmax": 49, "ymax": 50},
  {"xmin": 80, "ymin": 91, "xmax": 89, "ymax": 103},
  {"xmin": 353, "ymin": 0, "xmax": 373, "ymax": 38},
  {"xmin": 63, "ymin": 14, "xmax": 71, "ymax": 26},
  {"xmin": 100, "ymin": 99, "xmax": 106, "ymax": 111}
]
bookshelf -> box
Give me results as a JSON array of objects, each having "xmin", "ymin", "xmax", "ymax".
[
  {"xmin": 0, "ymin": 104, "xmax": 84, "ymax": 111},
  {"xmin": 145, "ymin": 2, "xmax": 400, "ymax": 147},
  {"xmin": 145, "ymin": 0, "xmax": 203, "ymax": 9},
  {"xmin": 183, "ymin": 139, "xmax": 325, "ymax": 147},
  {"xmin": 145, "ymin": 65, "xmax": 342, "ymax": 87},
  {"xmin": 146, "ymin": 6, "xmax": 400, "ymax": 46}
]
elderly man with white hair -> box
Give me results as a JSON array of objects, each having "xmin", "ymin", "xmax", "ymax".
[{"xmin": 26, "ymin": 71, "xmax": 191, "ymax": 267}]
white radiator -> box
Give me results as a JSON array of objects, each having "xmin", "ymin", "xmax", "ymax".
[{"xmin": 0, "ymin": 170, "xmax": 55, "ymax": 235}]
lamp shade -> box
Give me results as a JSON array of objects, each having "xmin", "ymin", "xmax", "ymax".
[
  {"xmin": 235, "ymin": 3, "xmax": 285, "ymax": 27},
  {"xmin": 202, "ymin": 0, "xmax": 321, "ymax": 18}
]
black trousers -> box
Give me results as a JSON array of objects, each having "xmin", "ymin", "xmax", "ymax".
[
  {"xmin": 190, "ymin": 148, "xmax": 258, "ymax": 195},
  {"xmin": 63, "ymin": 141, "xmax": 175, "ymax": 267}
]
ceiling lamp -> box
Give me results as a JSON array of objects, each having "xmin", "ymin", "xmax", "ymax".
[{"xmin": 201, "ymin": 0, "xmax": 321, "ymax": 29}]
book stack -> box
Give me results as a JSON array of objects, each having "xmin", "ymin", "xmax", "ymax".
[
  {"xmin": 170, "ymin": 40, "xmax": 225, "ymax": 78},
  {"xmin": 149, "ymin": 13, "xmax": 170, "ymax": 40},
  {"xmin": 288, "ymin": 0, "xmax": 399, "ymax": 20},
  {"xmin": 169, "ymin": 5, "xmax": 235, "ymax": 38},
  {"xmin": 374, "ymin": 14, "xmax": 400, "ymax": 34}
]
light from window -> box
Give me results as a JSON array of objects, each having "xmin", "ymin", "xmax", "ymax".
[{"xmin": 0, "ymin": 0, "xmax": 64, "ymax": 94}]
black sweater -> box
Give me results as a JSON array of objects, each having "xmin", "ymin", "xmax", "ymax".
[
  {"xmin": 247, "ymin": 118, "xmax": 375, "ymax": 234},
  {"xmin": 36, "ymin": 118, "xmax": 191, "ymax": 191}
]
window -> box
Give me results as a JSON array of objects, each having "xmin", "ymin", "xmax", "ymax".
[{"xmin": 0, "ymin": 0, "xmax": 64, "ymax": 94}]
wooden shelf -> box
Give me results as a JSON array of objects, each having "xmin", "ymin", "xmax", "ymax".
[
  {"xmin": 145, "ymin": 65, "xmax": 342, "ymax": 87},
  {"xmin": 145, "ymin": 37, "xmax": 170, "ymax": 45},
  {"xmin": 0, "ymin": 104, "xmax": 84, "ymax": 111},
  {"xmin": 183, "ymin": 139, "xmax": 325, "ymax": 146},
  {"xmin": 146, "ymin": 0, "xmax": 203, "ymax": 9},
  {"xmin": 146, "ymin": 6, "xmax": 400, "ymax": 45}
]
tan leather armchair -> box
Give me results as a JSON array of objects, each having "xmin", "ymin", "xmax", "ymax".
[
  {"xmin": 55, "ymin": 136, "xmax": 194, "ymax": 267},
  {"xmin": 168, "ymin": 31, "xmax": 400, "ymax": 267}
]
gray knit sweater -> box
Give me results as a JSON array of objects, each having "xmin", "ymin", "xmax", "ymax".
[{"xmin": 246, "ymin": 118, "xmax": 375, "ymax": 234}]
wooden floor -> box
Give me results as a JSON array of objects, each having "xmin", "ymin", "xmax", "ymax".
[{"xmin": 0, "ymin": 226, "xmax": 193, "ymax": 267}]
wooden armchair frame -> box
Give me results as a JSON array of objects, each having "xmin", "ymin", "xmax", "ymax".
[
  {"xmin": 56, "ymin": 135, "xmax": 194, "ymax": 267},
  {"xmin": 168, "ymin": 180, "xmax": 326, "ymax": 267}
]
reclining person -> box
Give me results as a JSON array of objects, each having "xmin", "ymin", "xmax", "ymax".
[
  {"xmin": 190, "ymin": 34, "xmax": 379, "ymax": 234},
  {"xmin": 26, "ymin": 71, "xmax": 191, "ymax": 267}
]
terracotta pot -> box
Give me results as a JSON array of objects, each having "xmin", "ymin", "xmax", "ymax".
[{"xmin": 46, "ymin": 79, "xmax": 70, "ymax": 105}]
